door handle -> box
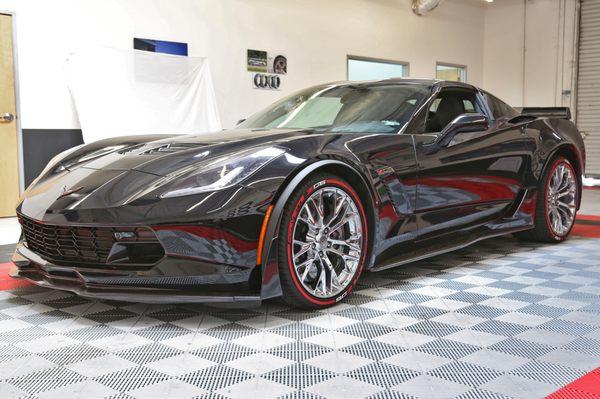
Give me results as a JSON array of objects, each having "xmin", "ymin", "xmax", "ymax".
[{"xmin": 0, "ymin": 113, "xmax": 15, "ymax": 123}]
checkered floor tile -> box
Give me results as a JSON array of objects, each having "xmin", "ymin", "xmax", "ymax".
[{"xmin": 1, "ymin": 236, "xmax": 600, "ymax": 398}]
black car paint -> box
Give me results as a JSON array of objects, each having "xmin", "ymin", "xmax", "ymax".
[{"xmin": 11, "ymin": 79, "xmax": 585, "ymax": 304}]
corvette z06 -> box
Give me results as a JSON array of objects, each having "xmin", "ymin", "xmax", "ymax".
[{"xmin": 11, "ymin": 79, "xmax": 585, "ymax": 308}]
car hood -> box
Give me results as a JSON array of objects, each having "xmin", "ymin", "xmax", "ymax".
[
  {"xmin": 18, "ymin": 128, "xmax": 321, "ymax": 220},
  {"xmin": 69, "ymin": 128, "xmax": 315, "ymax": 177}
]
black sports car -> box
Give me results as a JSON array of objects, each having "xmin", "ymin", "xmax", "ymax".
[{"xmin": 11, "ymin": 79, "xmax": 585, "ymax": 308}]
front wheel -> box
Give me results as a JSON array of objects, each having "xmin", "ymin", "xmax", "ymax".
[
  {"xmin": 516, "ymin": 156, "xmax": 579, "ymax": 243},
  {"xmin": 277, "ymin": 174, "xmax": 368, "ymax": 309}
]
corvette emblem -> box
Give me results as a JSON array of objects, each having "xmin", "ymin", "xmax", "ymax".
[
  {"xmin": 57, "ymin": 186, "xmax": 84, "ymax": 199},
  {"xmin": 114, "ymin": 231, "xmax": 136, "ymax": 240}
]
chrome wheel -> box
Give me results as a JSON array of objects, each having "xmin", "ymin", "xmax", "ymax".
[
  {"xmin": 291, "ymin": 187, "xmax": 363, "ymax": 298},
  {"xmin": 547, "ymin": 162, "xmax": 577, "ymax": 236}
]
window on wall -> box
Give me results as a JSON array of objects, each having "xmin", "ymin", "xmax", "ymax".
[
  {"xmin": 347, "ymin": 56, "xmax": 408, "ymax": 81},
  {"xmin": 436, "ymin": 63, "xmax": 467, "ymax": 82}
]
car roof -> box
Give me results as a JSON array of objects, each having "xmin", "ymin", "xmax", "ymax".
[{"xmin": 325, "ymin": 78, "xmax": 478, "ymax": 91}]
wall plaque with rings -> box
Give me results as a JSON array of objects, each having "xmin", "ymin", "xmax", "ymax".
[{"xmin": 253, "ymin": 73, "xmax": 281, "ymax": 90}]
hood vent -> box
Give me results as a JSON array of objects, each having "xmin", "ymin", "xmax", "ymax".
[
  {"xmin": 117, "ymin": 144, "xmax": 145, "ymax": 155},
  {"xmin": 117, "ymin": 143, "xmax": 200, "ymax": 156},
  {"xmin": 142, "ymin": 143, "xmax": 199, "ymax": 155}
]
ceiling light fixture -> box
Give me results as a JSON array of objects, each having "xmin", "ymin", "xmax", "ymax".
[{"xmin": 411, "ymin": 0, "xmax": 443, "ymax": 16}]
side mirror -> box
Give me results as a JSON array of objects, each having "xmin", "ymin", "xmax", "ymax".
[
  {"xmin": 438, "ymin": 113, "xmax": 489, "ymax": 147},
  {"xmin": 237, "ymin": 119, "xmax": 246, "ymax": 126}
]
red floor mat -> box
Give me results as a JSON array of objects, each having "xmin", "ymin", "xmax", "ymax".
[
  {"xmin": 573, "ymin": 214, "xmax": 600, "ymax": 238},
  {"xmin": 546, "ymin": 368, "xmax": 600, "ymax": 399},
  {"xmin": 578, "ymin": 214, "xmax": 600, "ymax": 222},
  {"xmin": 0, "ymin": 263, "xmax": 31, "ymax": 290},
  {"xmin": 572, "ymin": 224, "xmax": 600, "ymax": 238}
]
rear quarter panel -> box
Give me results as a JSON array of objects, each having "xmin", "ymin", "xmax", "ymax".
[{"xmin": 524, "ymin": 118, "xmax": 585, "ymax": 184}]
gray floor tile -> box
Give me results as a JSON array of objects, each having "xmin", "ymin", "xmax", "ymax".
[{"xmin": 1, "ymin": 236, "xmax": 599, "ymax": 398}]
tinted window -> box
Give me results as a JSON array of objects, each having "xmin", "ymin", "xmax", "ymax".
[
  {"xmin": 483, "ymin": 92, "xmax": 519, "ymax": 119},
  {"xmin": 463, "ymin": 99, "xmax": 475, "ymax": 113},
  {"xmin": 425, "ymin": 89, "xmax": 480, "ymax": 133},
  {"xmin": 239, "ymin": 84, "xmax": 430, "ymax": 134}
]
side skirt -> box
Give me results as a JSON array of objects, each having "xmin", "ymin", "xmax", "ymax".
[
  {"xmin": 370, "ymin": 188, "xmax": 538, "ymax": 273},
  {"xmin": 370, "ymin": 225, "xmax": 532, "ymax": 272}
]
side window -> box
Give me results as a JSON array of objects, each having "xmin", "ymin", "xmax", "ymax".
[
  {"xmin": 463, "ymin": 99, "xmax": 475, "ymax": 113},
  {"xmin": 483, "ymin": 92, "xmax": 519, "ymax": 120},
  {"xmin": 425, "ymin": 89, "xmax": 480, "ymax": 133},
  {"xmin": 429, "ymin": 98, "xmax": 441, "ymax": 113},
  {"xmin": 497, "ymin": 99, "xmax": 519, "ymax": 119}
]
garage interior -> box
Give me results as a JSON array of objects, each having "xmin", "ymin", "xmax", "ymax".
[{"xmin": 1, "ymin": 0, "xmax": 600, "ymax": 398}]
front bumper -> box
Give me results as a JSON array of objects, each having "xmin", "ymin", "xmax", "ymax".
[{"xmin": 11, "ymin": 243, "xmax": 261, "ymax": 305}]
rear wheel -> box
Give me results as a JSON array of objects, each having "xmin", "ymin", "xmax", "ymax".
[
  {"xmin": 516, "ymin": 156, "xmax": 578, "ymax": 243},
  {"xmin": 277, "ymin": 174, "xmax": 368, "ymax": 309}
]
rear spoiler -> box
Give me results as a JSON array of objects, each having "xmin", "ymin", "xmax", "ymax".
[{"xmin": 516, "ymin": 107, "xmax": 572, "ymax": 120}]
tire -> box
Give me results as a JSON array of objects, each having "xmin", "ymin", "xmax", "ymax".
[
  {"xmin": 277, "ymin": 173, "xmax": 368, "ymax": 309},
  {"xmin": 515, "ymin": 156, "xmax": 579, "ymax": 243}
]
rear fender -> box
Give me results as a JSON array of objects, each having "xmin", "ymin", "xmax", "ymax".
[
  {"xmin": 543, "ymin": 144, "xmax": 585, "ymax": 209},
  {"xmin": 525, "ymin": 119, "xmax": 585, "ymax": 209}
]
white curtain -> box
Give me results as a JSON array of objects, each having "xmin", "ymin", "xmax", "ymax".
[{"xmin": 66, "ymin": 46, "xmax": 222, "ymax": 143}]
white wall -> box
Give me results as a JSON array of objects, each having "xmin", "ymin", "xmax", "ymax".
[
  {"xmin": 482, "ymin": 0, "xmax": 578, "ymax": 109},
  {"xmin": 1, "ymin": 0, "xmax": 580, "ymax": 131},
  {"xmin": 481, "ymin": 0, "xmax": 526, "ymax": 106},
  {"xmin": 0, "ymin": 0, "xmax": 486, "ymax": 130}
]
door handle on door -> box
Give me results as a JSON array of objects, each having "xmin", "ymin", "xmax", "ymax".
[{"xmin": 0, "ymin": 113, "xmax": 15, "ymax": 123}]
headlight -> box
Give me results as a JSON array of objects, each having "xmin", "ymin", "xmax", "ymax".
[{"xmin": 160, "ymin": 146, "xmax": 285, "ymax": 198}]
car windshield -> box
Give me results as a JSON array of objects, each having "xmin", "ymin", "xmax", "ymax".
[{"xmin": 238, "ymin": 83, "xmax": 430, "ymax": 134}]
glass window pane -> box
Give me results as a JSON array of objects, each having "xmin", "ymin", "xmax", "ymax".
[
  {"xmin": 239, "ymin": 84, "xmax": 430, "ymax": 134},
  {"xmin": 436, "ymin": 64, "xmax": 467, "ymax": 82},
  {"xmin": 265, "ymin": 97, "xmax": 343, "ymax": 128},
  {"xmin": 425, "ymin": 89, "xmax": 478, "ymax": 133},
  {"xmin": 482, "ymin": 91, "xmax": 519, "ymax": 119},
  {"xmin": 348, "ymin": 58, "xmax": 407, "ymax": 81},
  {"xmin": 463, "ymin": 99, "xmax": 475, "ymax": 112}
]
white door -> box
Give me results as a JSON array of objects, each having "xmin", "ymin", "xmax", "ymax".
[{"xmin": 0, "ymin": 13, "xmax": 20, "ymax": 217}]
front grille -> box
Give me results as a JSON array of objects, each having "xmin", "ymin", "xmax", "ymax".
[{"xmin": 19, "ymin": 216, "xmax": 160, "ymax": 267}]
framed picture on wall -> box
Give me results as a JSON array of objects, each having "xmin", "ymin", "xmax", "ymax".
[
  {"xmin": 247, "ymin": 49, "xmax": 268, "ymax": 72},
  {"xmin": 134, "ymin": 38, "xmax": 188, "ymax": 56},
  {"xmin": 268, "ymin": 54, "xmax": 287, "ymax": 74}
]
